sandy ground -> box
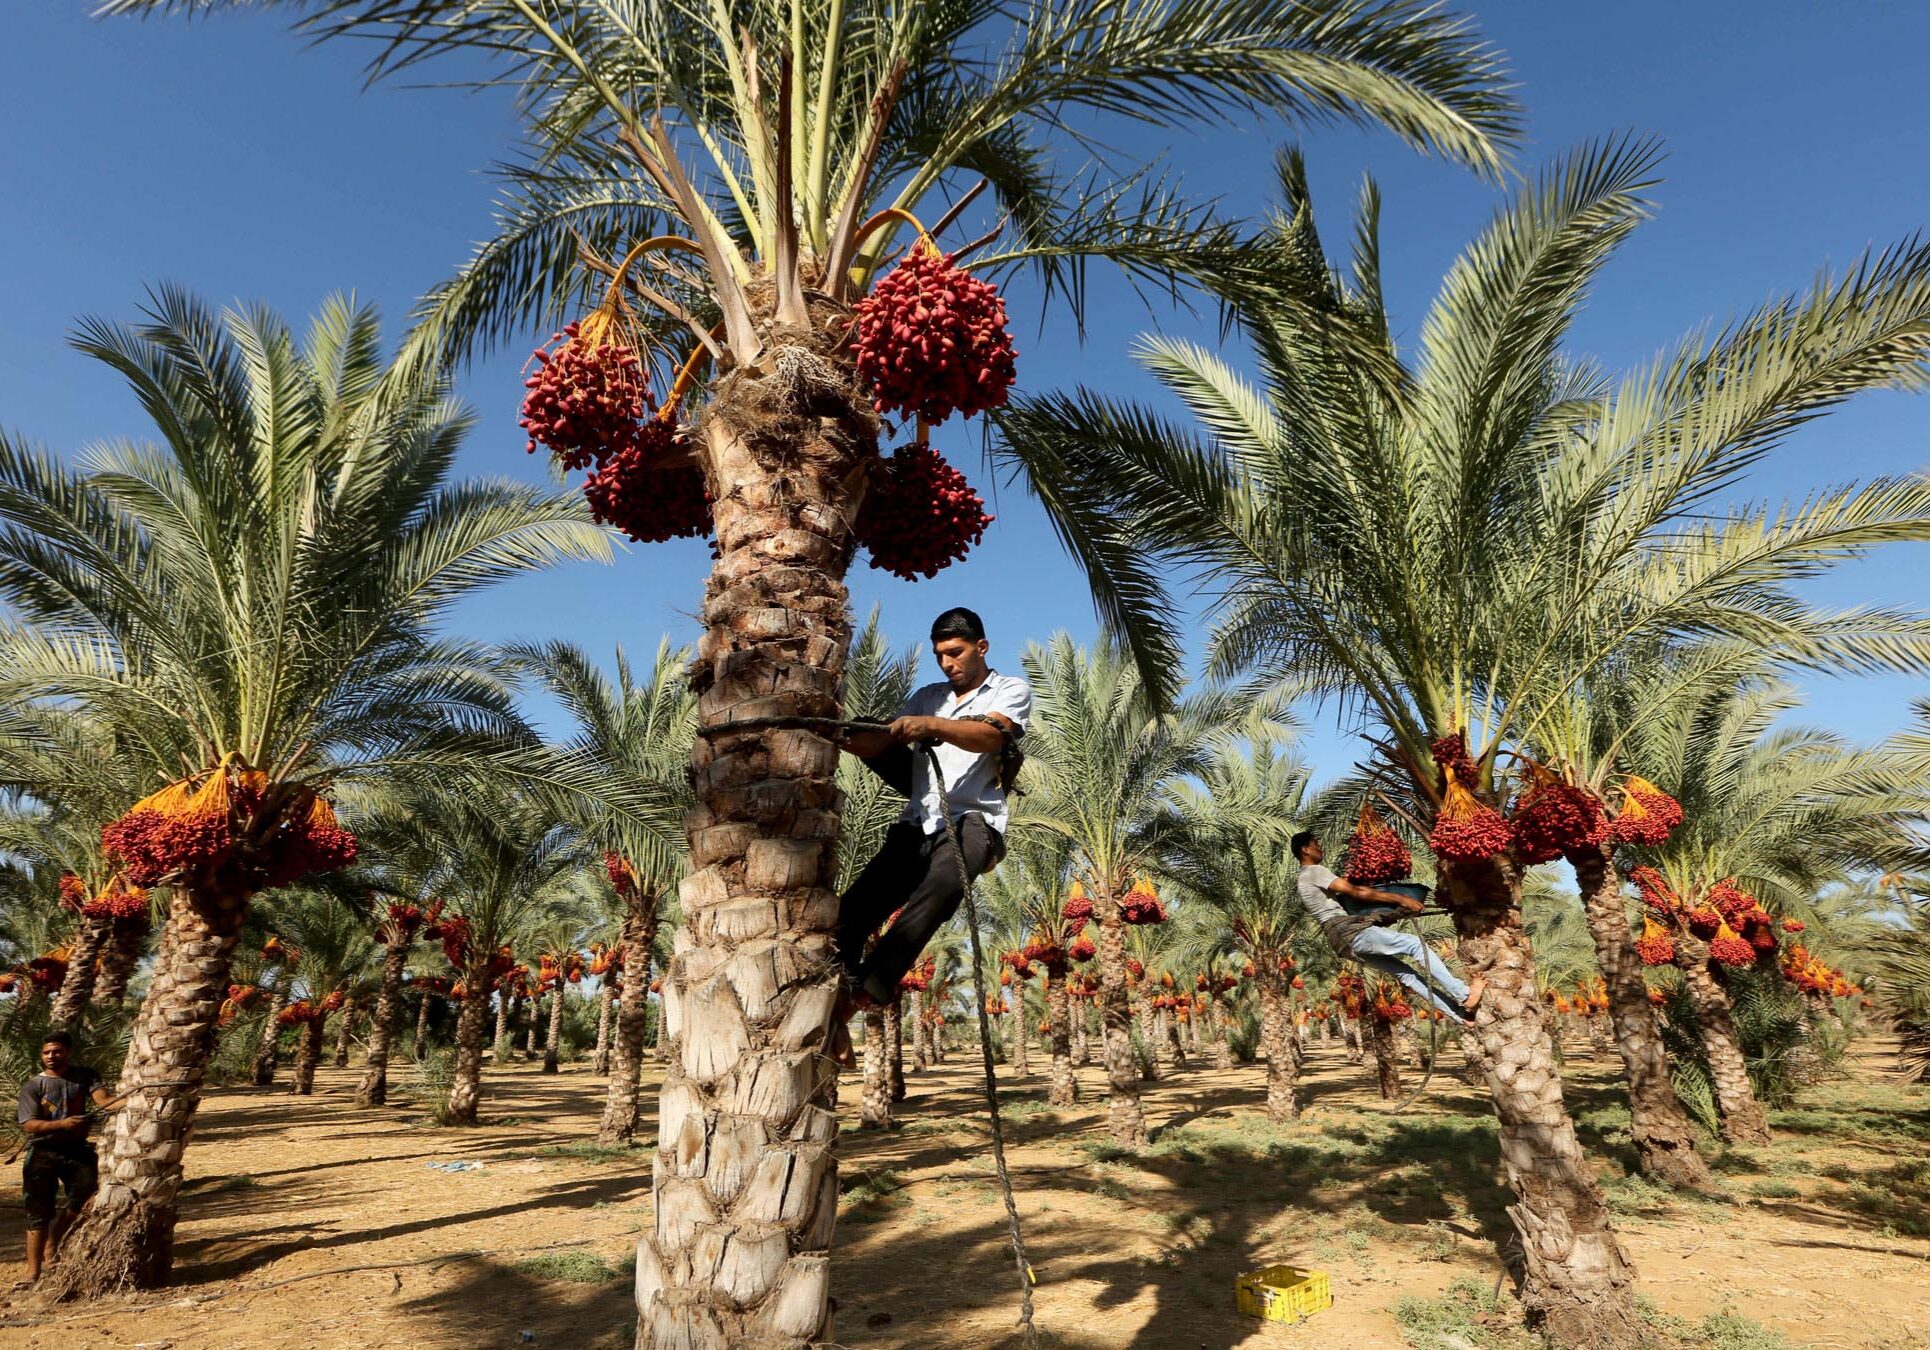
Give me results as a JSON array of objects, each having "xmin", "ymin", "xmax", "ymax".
[{"xmin": 0, "ymin": 1035, "xmax": 1925, "ymax": 1349}]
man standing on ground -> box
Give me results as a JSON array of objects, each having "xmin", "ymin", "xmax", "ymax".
[
  {"xmin": 830, "ymin": 608, "xmax": 1031, "ymax": 1064},
  {"xmin": 15, "ymin": 1031, "xmax": 116, "ymax": 1288},
  {"xmin": 1291, "ymin": 832, "xmax": 1485, "ymax": 1021}
]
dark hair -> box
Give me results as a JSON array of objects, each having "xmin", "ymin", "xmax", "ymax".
[
  {"xmin": 1290, "ymin": 830, "xmax": 1319, "ymax": 861},
  {"xmin": 40, "ymin": 1031, "xmax": 74, "ymax": 1050},
  {"xmin": 930, "ymin": 607, "xmax": 986, "ymax": 644}
]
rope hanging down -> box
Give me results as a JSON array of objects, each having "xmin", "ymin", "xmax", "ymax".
[{"xmin": 698, "ymin": 714, "xmax": 1038, "ymax": 1345}]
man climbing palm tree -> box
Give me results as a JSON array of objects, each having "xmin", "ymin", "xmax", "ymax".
[
  {"xmin": 832, "ymin": 609, "xmax": 1031, "ymax": 1061},
  {"xmin": 1292, "ymin": 832, "xmax": 1484, "ymax": 1021}
]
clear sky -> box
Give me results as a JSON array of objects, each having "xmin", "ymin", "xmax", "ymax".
[{"xmin": 3, "ymin": 1, "xmax": 1925, "ymax": 778}]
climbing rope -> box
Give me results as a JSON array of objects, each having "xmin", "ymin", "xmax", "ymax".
[{"xmin": 699, "ymin": 714, "xmax": 1038, "ymax": 1346}]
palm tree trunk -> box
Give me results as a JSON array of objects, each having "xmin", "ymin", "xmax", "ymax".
[
  {"xmin": 1675, "ymin": 938, "xmax": 1770, "ymax": 1144},
  {"xmin": 1370, "ymin": 1016, "xmax": 1402, "ymax": 1099},
  {"xmin": 413, "ymin": 988, "xmax": 432, "ymax": 1063},
  {"xmin": 494, "ymin": 988, "xmax": 512, "ymax": 1060},
  {"xmin": 860, "ymin": 1006, "xmax": 891, "ymax": 1129},
  {"xmin": 1095, "ymin": 904, "xmax": 1148, "ymax": 1147},
  {"xmin": 1213, "ymin": 1004, "xmax": 1234, "ymax": 1070},
  {"xmin": 909, "ymin": 990, "xmax": 931, "ymax": 1070},
  {"xmin": 292, "ymin": 1016, "xmax": 325, "ymax": 1095},
  {"xmin": 1257, "ymin": 968, "xmax": 1298, "ymax": 1122},
  {"xmin": 886, "ymin": 998, "xmax": 906, "ymax": 1104},
  {"xmin": 252, "ymin": 988, "xmax": 284, "ymax": 1086},
  {"xmin": 1153, "ymin": 1008, "xmax": 1172, "ymax": 1069},
  {"xmin": 638, "ymin": 362, "xmax": 876, "ymax": 1349},
  {"xmin": 332, "ymin": 997, "xmax": 357, "ymax": 1068},
  {"xmin": 445, "ymin": 963, "xmax": 495, "ymax": 1126},
  {"xmin": 50, "ymin": 912, "xmax": 110, "ymax": 1028},
  {"xmin": 1441, "ymin": 857, "xmax": 1642, "ymax": 1345},
  {"xmin": 543, "ymin": 984, "xmax": 564, "ymax": 1073},
  {"xmin": 593, "ymin": 983, "xmax": 615, "ymax": 1075},
  {"xmin": 357, "ymin": 940, "xmax": 409, "ymax": 1107},
  {"xmin": 1044, "ymin": 967, "xmax": 1076, "ymax": 1108},
  {"xmin": 1007, "ymin": 993, "xmax": 1029, "ymax": 1075},
  {"xmin": 523, "ymin": 1007, "xmax": 538, "ymax": 1059},
  {"xmin": 600, "ymin": 902, "xmax": 659, "ymax": 1145},
  {"xmin": 1569, "ymin": 846, "xmax": 1709, "ymax": 1187},
  {"xmin": 1135, "ymin": 998, "xmax": 1159, "ymax": 1081},
  {"xmin": 1071, "ymin": 996, "xmax": 1089, "ymax": 1067},
  {"xmin": 92, "ymin": 917, "xmax": 147, "ymax": 1008},
  {"xmin": 45, "ymin": 884, "xmax": 247, "ymax": 1296},
  {"xmin": 1343, "ymin": 1014, "xmax": 1364, "ymax": 1064}
]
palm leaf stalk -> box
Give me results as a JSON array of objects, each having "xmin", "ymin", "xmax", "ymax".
[{"xmin": 993, "ymin": 145, "xmax": 1930, "ymax": 1343}]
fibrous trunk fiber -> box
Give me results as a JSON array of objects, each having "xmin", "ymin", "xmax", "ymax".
[{"xmin": 885, "ymin": 999, "xmax": 905, "ymax": 1104}]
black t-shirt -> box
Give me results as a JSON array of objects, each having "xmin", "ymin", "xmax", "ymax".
[{"xmin": 17, "ymin": 1067, "xmax": 101, "ymax": 1155}]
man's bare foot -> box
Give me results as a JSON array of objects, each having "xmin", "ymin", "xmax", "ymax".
[{"xmin": 1459, "ymin": 974, "xmax": 1487, "ymax": 1019}]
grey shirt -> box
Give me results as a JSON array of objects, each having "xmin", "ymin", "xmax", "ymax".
[
  {"xmin": 1294, "ymin": 863, "xmax": 1349, "ymax": 927},
  {"xmin": 898, "ymin": 669, "xmax": 1033, "ymax": 835},
  {"xmin": 18, "ymin": 1068, "xmax": 100, "ymax": 1154}
]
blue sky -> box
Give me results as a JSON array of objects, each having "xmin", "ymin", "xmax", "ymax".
[{"xmin": 3, "ymin": 1, "xmax": 1925, "ymax": 777}]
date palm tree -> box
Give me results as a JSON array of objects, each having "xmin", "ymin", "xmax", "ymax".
[
  {"xmin": 0, "ymin": 292, "xmax": 607, "ymax": 1295},
  {"xmin": 1019, "ymin": 635, "xmax": 1268, "ymax": 1143},
  {"xmin": 516, "ymin": 638, "xmax": 694, "ymax": 1141},
  {"xmin": 1622, "ymin": 674, "xmax": 1921, "ymax": 1142},
  {"xmin": 1155, "ymin": 741, "xmax": 1323, "ymax": 1120},
  {"xmin": 267, "ymin": 890, "xmax": 378, "ymax": 1095},
  {"xmin": 105, "ymin": 2, "xmax": 1519, "ymax": 1335},
  {"xmin": 993, "ymin": 144, "xmax": 1930, "ymax": 1342}
]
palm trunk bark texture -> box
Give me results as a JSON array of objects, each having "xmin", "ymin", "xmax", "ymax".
[
  {"xmin": 50, "ymin": 913, "xmax": 110, "ymax": 1028},
  {"xmin": 47, "ymin": 885, "xmax": 247, "ymax": 1296},
  {"xmin": 594, "ymin": 983, "xmax": 615, "ymax": 1075},
  {"xmin": 637, "ymin": 340, "xmax": 875, "ymax": 1348},
  {"xmin": 445, "ymin": 962, "xmax": 495, "ymax": 1126},
  {"xmin": 1044, "ymin": 966, "xmax": 1076, "ymax": 1108},
  {"xmin": 1257, "ymin": 968, "xmax": 1298, "ymax": 1122},
  {"xmin": 1676, "ymin": 936, "xmax": 1770, "ymax": 1144},
  {"xmin": 600, "ymin": 901, "xmax": 659, "ymax": 1145},
  {"xmin": 1441, "ymin": 855, "xmax": 1643, "ymax": 1345},
  {"xmin": 357, "ymin": 940, "xmax": 410, "ymax": 1107},
  {"xmin": 1095, "ymin": 902, "xmax": 1147, "ymax": 1146},
  {"xmin": 292, "ymin": 1016, "xmax": 325, "ymax": 1095},
  {"xmin": 1569, "ymin": 846, "xmax": 1709, "ymax": 1187},
  {"xmin": 543, "ymin": 984, "xmax": 564, "ymax": 1073}
]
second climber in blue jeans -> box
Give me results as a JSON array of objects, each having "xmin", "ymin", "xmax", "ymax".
[{"xmin": 1291, "ymin": 831, "xmax": 1485, "ymax": 1022}]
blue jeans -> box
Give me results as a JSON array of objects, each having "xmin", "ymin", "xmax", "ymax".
[{"xmin": 1349, "ymin": 926, "xmax": 1469, "ymax": 1019}]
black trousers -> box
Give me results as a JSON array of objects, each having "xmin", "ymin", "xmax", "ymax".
[{"xmin": 838, "ymin": 815, "xmax": 1002, "ymax": 1004}]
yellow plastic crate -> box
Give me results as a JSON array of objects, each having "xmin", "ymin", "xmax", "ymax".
[{"xmin": 1235, "ymin": 1264, "xmax": 1332, "ymax": 1324}]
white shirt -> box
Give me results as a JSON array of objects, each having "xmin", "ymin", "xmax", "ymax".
[
  {"xmin": 898, "ymin": 669, "xmax": 1032, "ymax": 835},
  {"xmin": 1295, "ymin": 863, "xmax": 1348, "ymax": 927}
]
